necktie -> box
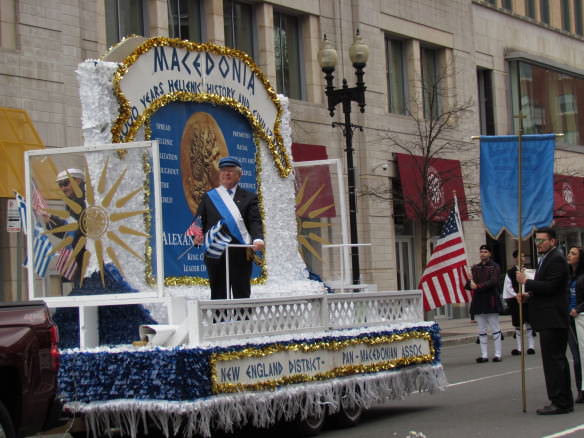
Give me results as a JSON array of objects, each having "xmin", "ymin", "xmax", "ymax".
[{"xmin": 227, "ymin": 188, "xmax": 233, "ymax": 196}]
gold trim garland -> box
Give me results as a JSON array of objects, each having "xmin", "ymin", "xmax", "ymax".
[
  {"xmin": 210, "ymin": 331, "xmax": 435, "ymax": 394},
  {"xmin": 110, "ymin": 37, "xmax": 292, "ymax": 178}
]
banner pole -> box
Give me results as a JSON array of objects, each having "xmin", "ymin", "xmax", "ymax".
[{"xmin": 514, "ymin": 113, "xmax": 527, "ymax": 413}]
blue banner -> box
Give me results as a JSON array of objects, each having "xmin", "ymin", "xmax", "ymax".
[
  {"xmin": 149, "ymin": 102, "xmax": 259, "ymax": 281},
  {"xmin": 480, "ymin": 134, "xmax": 555, "ymax": 238}
]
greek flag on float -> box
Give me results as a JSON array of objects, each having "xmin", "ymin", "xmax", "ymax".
[
  {"xmin": 32, "ymin": 227, "xmax": 53, "ymax": 277},
  {"xmin": 204, "ymin": 220, "xmax": 232, "ymax": 258},
  {"xmin": 15, "ymin": 192, "xmax": 27, "ymax": 234}
]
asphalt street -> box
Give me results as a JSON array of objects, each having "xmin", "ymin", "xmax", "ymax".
[{"xmin": 317, "ymin": 336, "xmax": 584, "ymax": 438}]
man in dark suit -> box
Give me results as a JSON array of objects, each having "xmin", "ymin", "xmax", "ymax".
[
  {"xmin": 194, "ymin": 156, "xmax": 264, "ymax": 299},
  {"xmin": 517, "ymin": 227, "xmax": 573, "ymax": 415}
]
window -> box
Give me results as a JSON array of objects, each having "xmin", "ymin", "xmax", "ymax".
[
  {"xmin": 562, "ymin": 0, "xmax": 572, "ymax": 31},
  {"xmin": 477, "ymin": 69, "xmax": 495, "ymax": 135},
  {"xmin": 385, "ymin": 37, "xmax": 407, "ymax": 115},
  {"xmin": 575, "ymin": 0, "xmax": 583, "ymax": 35},
  {"xmin": 273, "ymin": 11, "xmax": 303, "ymax": 99},
  {"xmin": 223, "ymin": 0, "xmax": 255, "ymax": 58},
  {"xmin": 502, "ymin": 0, "xmax": 513, "ymax": 11},
  {"xmin": 168, "ymin": 0, "xmax": 202, "ymax": 41},
  {"xmin": 526, "ymin": 0, "xmax": 536, "ymax": 18},
  {"xmin": 485, "ymin": 0, "xmax": 496, "ymax": 5},
  {"xmin": 421, "ymin": 47, "xmax": 441, "ymax": 120},
  {"xmin": 510, "ymin": 60, "xmax": 584, "ymax": 146},
  {"xmin": 540, "ymin": 0, "xmax": 550, "ymax": 24},
  {"xmin": 105, "ymin": 0, "xmax": 146, "ymax": 48}
]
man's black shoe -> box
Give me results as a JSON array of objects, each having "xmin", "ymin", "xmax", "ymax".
[
  {"xmin": 536, "ymin": 404, "xmax": 572, "ymax": 415},
  {"xmin": 527, "ymin": 348, "xmax": 535, "ymax": 355},
  {"xmin": 476, "ymin": 357, "xmax": 488, "ymax": 363},
  {"xmin": 511, "ymin": 349, "xmax": 521, "ymax": 356},
  {"xmin": 492, "ymin": 356, "xmax": 502, "ymax": 362}
]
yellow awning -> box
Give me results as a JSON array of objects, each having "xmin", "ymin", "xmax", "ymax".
[{"xmin": 0, "ymin": 107, "xmax": 45, "ymax": 198}]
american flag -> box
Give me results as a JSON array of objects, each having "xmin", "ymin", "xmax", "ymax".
[
  {"xmin": 55, "ymin": 247, "xmax": 77, "ymax": 281},
  {"xmin": 32, "ymin": 184, "xmax": 48, "ymax": 214},
  {"xmin": 185, "ymin": 216, "xmax": 203, "ymax": 239},
  {"xmin": 419, "ymin": 203, "xmax": 471, "ymax": 311}
]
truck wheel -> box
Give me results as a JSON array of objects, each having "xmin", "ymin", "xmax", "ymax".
[
  {"xmin": 0, "ymin": 401, "xmax": 15, "ymax": 438},
  {"xmin": 296, "ymin": 409, "xmax": 326, "ymax": 437},
  {"xmin": 332, "ymin": 394, "xmax": 363, "ymax": 428}
]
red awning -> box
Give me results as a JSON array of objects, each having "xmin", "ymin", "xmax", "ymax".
[
  {"xmin": 395, "ymin": 153, "xmax": 468, "ymax": 221},
  {"xmin": 291, "ymin": 143, "xmax": 336, "ymax": 218},
  {"xmin": 554, "ymin": 174, "xmax": 584, "ymax": 227}
]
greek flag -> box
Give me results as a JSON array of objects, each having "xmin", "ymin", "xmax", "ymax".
[
  {"xmin": 204, "ymin": 220, "xmax": 232, "ymax": 258},
  {"xmin": 32, "ymin": 227, "xmax": 53, "ymax": 277},
  {"xmin": 15, "ymin": 192, "xmax": 27, "ymax": 234}
]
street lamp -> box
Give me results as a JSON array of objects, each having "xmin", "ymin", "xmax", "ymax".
[{"xmin": 318, "ymin": 31, "xmax": 369, "ymax": 286}]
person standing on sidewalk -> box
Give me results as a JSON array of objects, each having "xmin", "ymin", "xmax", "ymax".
[
  {"xmin": 503, "ymin": 250, "xmax": 536, "ymax": 356},
  {"xmin": 466, "ymin": 244, "xmax": 503, "ymax": 363},
  {"xmin": 567, "ymin": 246, "xmax": 584, "ymax": 403},
  {"xmin": 517, "ymin": 227, "xmax": 573, "ymax": 415}
]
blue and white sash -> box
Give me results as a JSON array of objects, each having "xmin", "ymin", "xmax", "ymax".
[{"xmin": 207, "ymin": 187, "xmax": 251, "ymax": 245}]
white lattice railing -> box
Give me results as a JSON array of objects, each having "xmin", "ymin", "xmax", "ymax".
[{"xmin": 187, "ymin": 290, "xmax": 423, "ymax": 344}]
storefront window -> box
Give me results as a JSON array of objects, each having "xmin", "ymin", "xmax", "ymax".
[{"xmin": 510, "ymin": 60, "xmax": 584, "ymax": 146}]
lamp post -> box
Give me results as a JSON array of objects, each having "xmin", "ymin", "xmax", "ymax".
[{"xmin": 318, "ymin": 31, "xmax": 369, "ymax": 286}]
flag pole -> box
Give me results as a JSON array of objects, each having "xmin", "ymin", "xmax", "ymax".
[
  {"xmin": 514, "ymin": 112, "xmax": 527, "ymax": 413},
  {"xmin": 453, "ymin": 193, "xmax": 471, "ymax": 281}
]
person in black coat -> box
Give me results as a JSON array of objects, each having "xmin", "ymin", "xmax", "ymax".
[
  {"xmin": 194, "ymin": 156, "xmax": 264, "ymax": 299},
  {"xmin": 517, "ymin": 227, "xmax": 573, "ymax": 415},
  {"xmin": 466, "ymin": 244, "xmax": 503, "ymax": 363},
  {"xmin": 567, "ymin": 246, "xmax": 584, "ymax": 403}
]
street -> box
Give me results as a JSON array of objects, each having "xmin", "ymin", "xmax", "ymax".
[
  {"xmin": 315, "ymin": 336, "xmax": 583, "ymax": 438},
  {"xmin": 42, "ymin": 336, "xmax": 584, "ymax": 438}
]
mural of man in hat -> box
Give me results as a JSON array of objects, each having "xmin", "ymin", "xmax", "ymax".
[
  {"xmin": 194, "ymin": 156, "xmax": 264, "ymax": 299},
  {"xmin": 42, "ymin": 168, "xmax": 86, "ymax": 285}
]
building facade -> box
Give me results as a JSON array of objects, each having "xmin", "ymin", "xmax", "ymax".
[{"xmin": 2, "ymin": 0, "xmax": 584, "ymax": 308}]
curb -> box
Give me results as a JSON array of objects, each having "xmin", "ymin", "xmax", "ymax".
[{"xmin": 441, "ymin": 329, "xmax": 516, "ymax": 347}]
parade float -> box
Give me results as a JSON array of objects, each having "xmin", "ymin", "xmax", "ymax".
[{"xmin": 23, "ymin": 37, "xmax": 446, "ymax": 437}]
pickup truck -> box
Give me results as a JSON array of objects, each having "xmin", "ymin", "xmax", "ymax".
[{"xmin": 0, "ymin": 301, "xmax": 64, "ymax": 438}]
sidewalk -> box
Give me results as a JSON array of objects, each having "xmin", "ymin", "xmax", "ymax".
[{"xmin": 437, "ymin": 315, "xmax": 515, "ymax": 346}]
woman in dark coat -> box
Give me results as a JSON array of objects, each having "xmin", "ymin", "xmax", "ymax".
[{"xmin": 567, "ymin": 246, "xmax": 584, "ymax": 403}]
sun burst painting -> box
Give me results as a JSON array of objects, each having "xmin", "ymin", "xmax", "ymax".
[{"xmin": 40, "ymin": 154, "xmax": 149, "ymax": 287}]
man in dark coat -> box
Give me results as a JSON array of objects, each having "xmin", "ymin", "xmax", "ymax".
[
  {"xmin": 517, "ymin": 227, "xmax": 573, "ymax": 415},
  {"xmin": 194, "ymin": 156, "xmax": 264, "ymax": 299},
  {"xmin": 466, "ymin": 244, "xmax": 502, "ymax": 363}
]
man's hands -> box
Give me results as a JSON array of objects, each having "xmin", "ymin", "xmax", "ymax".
[
  {"xmin": 515, "ymin": 269, "xmax": 530, "ymax": 302},
  {"xmin": 516, "ymin": 270, "xmax": 528, "ymax": 285}
]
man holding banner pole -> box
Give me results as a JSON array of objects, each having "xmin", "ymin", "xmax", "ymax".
[
  {"xmin": 479, "ymin": 132, "xmax": 561, "ymax": 413},
  {"xmin": 194, "ymin": 156, "xmax": 264, "ymax": 300},
  {"xmin": 517, "ymin": 228, "xmax": 572, "ymax": 414}
]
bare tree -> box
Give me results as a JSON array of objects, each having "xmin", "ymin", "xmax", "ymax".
[{"xmin": 362, "ymin": 63, "xmax": 476, "ymax": 269}]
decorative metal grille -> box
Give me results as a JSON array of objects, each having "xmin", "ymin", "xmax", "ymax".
[{"xmin": 190, "ymin": 291, "xmax": 423, "ymax": 344}]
